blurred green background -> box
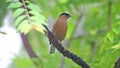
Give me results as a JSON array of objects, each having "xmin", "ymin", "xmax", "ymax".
[{"xmin": 1, "ymin": 0, "xmax": 120, "ymax": 68}]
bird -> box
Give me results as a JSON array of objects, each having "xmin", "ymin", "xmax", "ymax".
[{"xmin": 50, "ymin": 13, "xmax": 71, "ymax": 54}]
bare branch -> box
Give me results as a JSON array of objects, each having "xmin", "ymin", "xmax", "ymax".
[{"xmin": 20, "ymin": 33, "xmax": 43, "ymax": 68}]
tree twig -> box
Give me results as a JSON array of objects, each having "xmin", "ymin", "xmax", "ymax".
[
  {"xmin": 114, "ymin": 58, "xmax": 120, "ymax": 68},
  {"xmin": 43, "ymin": 24, "xmax": 90, "ymax": 68}
]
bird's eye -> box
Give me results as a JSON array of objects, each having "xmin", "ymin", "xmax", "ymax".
[
  {"xmin": 65, "ymin": 14, "xmax": 70, "ymax": 18},
  {"xmin": 66, "ymin": 14, "xmax": 69, "ymax": 16}
]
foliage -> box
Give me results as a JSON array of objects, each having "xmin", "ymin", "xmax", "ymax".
[{"xmin": 7, "ymin": 0, "xmax": 47, "ymax": 34}]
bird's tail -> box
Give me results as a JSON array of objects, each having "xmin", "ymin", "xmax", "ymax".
[{"xmin": 50, "ymin": 45, "xmax": 55, "ymax": 54}]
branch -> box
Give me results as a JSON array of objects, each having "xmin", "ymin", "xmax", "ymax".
[
  {"xmin": 20, "ymin": 33, "xmax": 43, "ymax": 68},
  {"xmin": 20, "ymin": 0, "xmax": 33, "ymax": 23},
  {"xmin": 114, "ymin": 58, "xmax": 120, "ymax": 68},
  {"xmin": 43, "ymin": 25, "xmax": 90, "ymax": 68},
  {"xmin": 0, "ymin": 31, "xmax": 6, "ymax": 35}
]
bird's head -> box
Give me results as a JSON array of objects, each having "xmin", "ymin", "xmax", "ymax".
[{"xmin": 59, "ymin": 13, "xmax": 71, "ymax": 18}]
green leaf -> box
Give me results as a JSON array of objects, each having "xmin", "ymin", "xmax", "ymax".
[
  {"xmin": 112, "ymin": 25, "xmax": 120, "ymax": 35},
  {"xmin": 32, "ymin": 23, "xmax": 45, "ymax": 34},
  {"xmin": 13, "ymin": 57, "xmax": 35, "ymax": 68},
  {"xmin": 14, "ymin": 15, "xmax": 26, "ymax": 27},
  {"xmin": 8, "ymin": 2, "xmax": 22, "ymax": 9},
  {"xmin": 30, "ymin": 15, "xmax": 46, "ymax": 25},
  {"xmin": 30, "ymin": 15, "xmax": 47, "ymax": 34},
  {"xmin": 29, "ymin": 11, "xmax": 47, "ymax": 25},
  {"xmin": 112, "ymin": 43, "xmax": 120, "ymax": 49},
  {"xmin": 20, "ymin": 23, "xmax": 32, "ymax": 34},
  {"xmin": 29, "ymin": 11, "xmax": 41, "ymax": 16},
  {"xmin": 27, "ymin": 3, "xmax": 41, "ymax": 12},
  {"xmin": 17, "ymin": 20, "xmax": 29, "ymax": 30},
  {"xmin": 17, "ymin": 20, "xmax": 29, "ymax": 33},
  {"xmin": 13, "ymin": 8, "xmax": 25, "ymax": 18},
  {"xmin": 107, "ymin": 31, "xmax": 115, "ymax": 42},
  {"xmin": 66, "ymin": 22, "xmax": 74, "ymax": 39}
]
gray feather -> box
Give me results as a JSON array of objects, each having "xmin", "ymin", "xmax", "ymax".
[{"xmin": 50, "ymin": 45, "xmax": 55, "ymax": 54}]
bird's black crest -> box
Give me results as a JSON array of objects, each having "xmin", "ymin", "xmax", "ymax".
[{"xmin": 59, "ymin": 13, "xmax": 71, "ymax": 18}]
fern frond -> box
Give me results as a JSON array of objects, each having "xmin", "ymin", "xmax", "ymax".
[{"xmin": 7, "ymin": 0, "xmax": 47, "ymax": 34}]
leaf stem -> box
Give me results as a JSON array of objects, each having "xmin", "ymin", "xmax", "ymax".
[{"xmin": 21, "ymin": 0, "xmax": 31, "ymax": 24}]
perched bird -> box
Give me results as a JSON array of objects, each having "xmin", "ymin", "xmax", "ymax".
[{"xmin": 50, "ymin": 13, "xmax": 71, "ymax": 54}]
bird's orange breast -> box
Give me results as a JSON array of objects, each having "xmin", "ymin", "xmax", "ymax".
[{"xmin": 52, "ymin": 19, "xmax": 68, "ymax": 42}]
